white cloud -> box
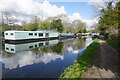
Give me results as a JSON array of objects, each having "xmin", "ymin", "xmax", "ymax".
[
  {"xmin": 2, "ymin": 51, "xmax": 63, "ymax": 69},
  {"xmin": 68, "ymin": 12, "xmax": 82, "ymax": 22},
  {"xmin": 82, "ymin": 16, "xmax": 99, "ymax": 30},
  {"xmin": 88, "ymin": 0, "xmax": 115, "ymax": 10},
  {"xmin": 0, "ymin": 0, "xmax": 100, "ymax": 29},
  {"xmin": 67, "ymin": 12, "xmax": 99, "ymax": 30},
  {"xmin": 0, "ymin": 0, "xmax": 67, "ymax": 22},
  {"xmin": 88, "ymin": 0, "xmax": 106, "ymax": 10}
]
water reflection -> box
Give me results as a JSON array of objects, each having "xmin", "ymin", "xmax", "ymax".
[
  {"xmin": 1, "ymin": 37, "xmax": 93, "ymax": 78},
  {"xmin": 5, "ymin": 39, "xmax": 59, "ymax": 53},
  {"xmin": 2, "ymin": 51, "xmax": 64, "ymax": 69}
]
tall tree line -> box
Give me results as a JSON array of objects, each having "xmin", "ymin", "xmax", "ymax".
[
  {"xmin": 98, "ymin": 1, "xmax": 120, "ymax": 40},
  {"xmin": 1, "ymin": 12, "xmax": 86, "ymax": 33}
]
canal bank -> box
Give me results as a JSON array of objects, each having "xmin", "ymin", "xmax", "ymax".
[
  {"xmin": 59, "ymin": 39, "xmax": 100, "ymax": 78},
  {"xmin": 82, "ymin": 40, "xmax": 119, "ymax": 78}
]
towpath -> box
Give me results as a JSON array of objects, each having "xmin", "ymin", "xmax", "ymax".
[{"xmin": 82, "ymin": 40, "xmax": 119, "ymax": 78}]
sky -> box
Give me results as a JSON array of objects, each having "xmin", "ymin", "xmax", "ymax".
[
  {"xmin": 51, "ymin": 2, "xmax": 95, "ymax": 20},
  {"xmin": 0, "ymin": 0, "xmax": 109, "ymax": 29}
]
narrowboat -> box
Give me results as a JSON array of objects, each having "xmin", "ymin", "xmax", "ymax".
[{"xmin": 4, "ymin": 30, "xmax": 59, "ymax": 43}]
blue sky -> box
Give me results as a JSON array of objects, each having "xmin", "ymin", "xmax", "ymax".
[{"xmin": 51, "ymin": 2, "xmax": 95, "ymax": 20}]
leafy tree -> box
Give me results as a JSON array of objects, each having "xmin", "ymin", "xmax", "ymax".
[
  {"xmin": 98, "ymin": 1, "xmax": 119, "ymax": 40},
  {"xmin": 22, "ymin": 22, "xmax": 38, "ymax": 31},
  {"xmin": 38, "ymin": 21, "xmax": 51, "ymax": 30},
  {"xmin": 72, "ymin": 20, "xmax": 86, "ymax": 33},
  {"xmin": 2, "ymin": 24, "xmax": 11, "ymax": 31},
  {"xmin": 51, "ymin": 19, "xmax": 63, "ymax": 32},
  {"xmin": 22, "ymin": 16, "xmax": 39, "ymax": 31}
]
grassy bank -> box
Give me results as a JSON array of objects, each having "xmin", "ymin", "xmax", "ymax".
[
  {"xmin": 59, "ymin": 39, "xmax": 100, "ymax": 78},
  {"xmin": 106, "ymin": 39, "xmax": 120, "ymax": 53}
]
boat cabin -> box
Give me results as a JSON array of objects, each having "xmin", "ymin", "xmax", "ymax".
[{"xmin": 4, "ymin": 30, "xmax": 59, "ymax": 40}]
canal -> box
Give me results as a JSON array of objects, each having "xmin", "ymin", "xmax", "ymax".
[{"xmin": 0, "ymin": 37, "xmax": 93, "ymax": 78}]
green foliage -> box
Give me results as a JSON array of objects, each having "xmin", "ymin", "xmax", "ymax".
[
  {"xmin": 98, "ymin": 1, "xmax": 119, "ymax": 39},
  {"xmin": 22, "ymin": 23, "xmax": 38, "ymax": 31},
  {"xmin": 2, "ymin": 24, "xmax": 11, "ymax": 31},
  {"xmin": 50, "ymin": 42, "xmax": 63, "ymax": 54},
  {"xmin": 59, "ymin": 39, "xmax": 100, "ymax": 78},
  {"xmin": 38, "ymin": 21, "xmax": 51, "ymax": 30},
  {"xmin": 51, "ymin": 19, "xmax": 63, "ymax": 32},
  {"xmin": 106, "ymin": 39, "xmax": 120, "ymax": 53}
]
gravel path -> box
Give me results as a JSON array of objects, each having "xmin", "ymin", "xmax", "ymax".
[{"xmin": 82, "ymin": 40, "xmax": 119, "ymax": 78}]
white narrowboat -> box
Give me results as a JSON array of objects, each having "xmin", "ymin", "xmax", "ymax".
[{"xmin": 4, "ymin": 30, "xmax": 59, "ymax": 41}]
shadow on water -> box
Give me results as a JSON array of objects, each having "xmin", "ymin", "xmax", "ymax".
[{"xmin": 0, "ymin": 37, "xmax": 93, "ymax": 78}]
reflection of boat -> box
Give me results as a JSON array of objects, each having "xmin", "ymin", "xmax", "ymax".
[
  {"xmin": 59, "ymin": 38, "xmax": 75, "ymax": 42},
  {"xmin": 4, "ymin": 30, "xmax": 59, "ymax": 43},
  {"xmin": 5, "ymin": 40, "xmax": 59, "ymax": 53}
]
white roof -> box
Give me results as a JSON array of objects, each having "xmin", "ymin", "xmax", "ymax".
[{"xmin": 4, "ymin": 30, "xmax": 56, "ymax": 33}]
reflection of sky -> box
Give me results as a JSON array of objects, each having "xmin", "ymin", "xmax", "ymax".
[
  {"xmin": 85, "ymin": 38, "xmax": 93, "ymax": 47},
  {"xmin": 2, "ymin": 45, "xmax": 82, "ymax": 69},
  {"xmin": 1, "ymin": 38, "xmax": 87, "ymax": 69},
  {"xmin": 2, "ymin": 51, "xmax": 64, "ymax": 69},
  {"xmin": 1, "ymin": 38, "xmax": 93, "ymax": 78},
  {"xmin": 67, "ymin": 46, "xmax": 79, "ymax": 54}
]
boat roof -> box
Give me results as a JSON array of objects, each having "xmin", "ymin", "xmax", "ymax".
[{"xmin": 5, "ymin": 30, "xmax": 56, "ymax": 33}]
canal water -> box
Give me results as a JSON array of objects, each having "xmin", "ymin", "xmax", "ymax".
[{"xmin": 0, "ymin": 37, "xmax": 93, "ymax": 78}]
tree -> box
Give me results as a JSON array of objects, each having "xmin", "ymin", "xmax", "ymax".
[
  {"xmin": 22, "ymin": 16, "xmax": 39, "ymax": 31},
  {"xmin": 72, "ymin": 20, "xmax": 86, "ymax": 33},
  {"xmin": 0, "ymin": 12, "xmax": 18, "ymax": 31},
  {"xmin": 51, "ymin": 19, "xmax": 63, "ymax": 32},
  {"xmin": 98, "ymin": 1, "xmax": 119, "ymax": 40},
  {"xmin": 38, "ymin": 21, "xmax": 51, "ymax": 30}
]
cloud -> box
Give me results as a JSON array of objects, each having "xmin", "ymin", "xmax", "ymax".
[
  {"xmin": 0, "ymin": 0, "xmax": 99, "ymax": 29},
  {"xmin": 67, "ymin": 12, "xmax": 99, "ymax": 30},
  {"xmin": 0, "ymin": 0, "xmax": 67, "ymax": 23},
  {"xmin": 82, "ymin": 16, "xmax": 99, "ymax": 30},
  {"xmin": 2, "ymin": 51, "xmax": 63, "ymax": 69},
  {"xmin": 88, "ymin": 0, "xmax": 106, "ymax": 10},
  {"xmin": 68, "ymin": 12, "xmax": 82, "ymax": 22},
  {"xmin": 88, "ymin": 0, "xmax": 115, "ymax": 10}
]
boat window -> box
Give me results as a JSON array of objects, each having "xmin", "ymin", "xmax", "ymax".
[
  {"xmin": 29, "ymin": 33, "xmax": 33, "ymax": 35},
  {"xmin": 45, "ymin": 33, "xmax": 49, "ymax": 37},
  {"xmin": 35, "ymin": 45, "xmax": 37, "ymax": 47},
  {"xmin": 11, "ymin": 49, "xmax": 14, "ymax": 51},
  {"xmin": 5, "ymin": 33, "xmax": 8, "ymax": 35},
  {"xmin": 10, "ymin": 33, "xmax": 13, "ymax": 35},
  {"xmin": 39, "ymin": 33, "xmax": 43, "ymax": 37},
  {"xmin": 35, "ymin": 33, "xmax": 37, "ymax": 36},
  {"xmin": 39, "ymin": 43, "xmax": 43, "ymax": 46},
  {"xmin": 6, "ymin": 48, "xmax": 9, "ymax": 50},
  {"xmin": 45, "ymin": 41, "xmax": 49, "ymax": 45},
  {"xmin": 29, "ymin": 46, "xmax": 33, "ymax": 48}
]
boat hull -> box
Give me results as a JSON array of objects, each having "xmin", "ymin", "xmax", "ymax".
[{"xmin": 5, "ymin": 37, "xmax": 58, "ymax": 44}]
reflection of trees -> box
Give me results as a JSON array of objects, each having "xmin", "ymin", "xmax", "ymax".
[
  {"xmin": 31, "ymin": 42, "xmax": 64, "ymax": 55},
  {"xmin": 61, "ymin": 38, "xmax": 86, "ymax": 54},
  {"xmin": 32, "ymin": 48, "xmax": 40, "ymax": 54},
  {"xmin": 40, "ymin": 47, "xmax": 52, "ymax": 53},
  {"xmin": 73, "ymin": 38, "xmax": 86, "ymax": 49},
  {"xmin": 26, "ymin": 42, "xmax": 64, "ymax": 55},
  {"xmin": 50, "ymin": 42, "xmax": 63, "ymax": 54}
]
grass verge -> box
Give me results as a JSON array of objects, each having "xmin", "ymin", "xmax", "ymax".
[
  {"xmin": 106, "ymin": 39, "xmax": 120, "ymax": 53},
  {"xmin": 59, "ymin": 38, "xmax": 100, "ymax": 78}
]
